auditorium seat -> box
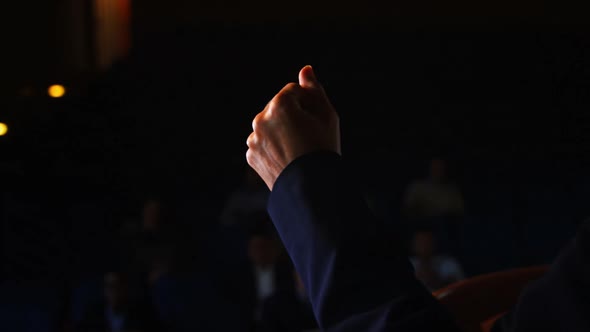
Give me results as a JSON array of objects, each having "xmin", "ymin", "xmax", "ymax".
[
  {"xmin": 0, "ymin": 280, "xmax": 64, "ymax": 332},
  {"xmin": 68, "ymin": 276, "xmax": 104, "ymax": 326},
  {"xmin": 150, "ymin": 272, "xmax": 249, "ymax": 332},
  {"xmin": 458, "ymin": 213, "xmax": 520, "ymax": 278},
  {"xmin": 518, "ymin": 183, "xmax": 578, "ymax": 267},
  {"xmin": 433, "ymin": 265, "xmax": 549, "ymax": 332},
  {"xmin": 438, "ymin": 164, "xmax": 521, "ymax": 277}
]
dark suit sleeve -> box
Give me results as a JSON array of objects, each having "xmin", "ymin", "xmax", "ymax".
[{"xmin": 267, "ymin": 152, "xmax": 462, "ymax": 332}]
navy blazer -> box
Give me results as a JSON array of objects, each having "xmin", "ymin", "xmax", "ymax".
[{"xmin": 267, "ymin": 152, "xmax": 590, "ymax": 332}]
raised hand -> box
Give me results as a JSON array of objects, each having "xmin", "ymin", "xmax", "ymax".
[{"xmin": 246, "ymin": 65, "xmax": 341, "ymax": 190}]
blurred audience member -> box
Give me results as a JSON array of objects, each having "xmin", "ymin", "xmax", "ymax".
[
  {"xmin": 409, "ymin": 229, "xmax": 465, "ymax": 292},
  {"xmin": 219, "ymin": 167, "xmax": 270, "ymax": 227},
  {"xmin": 402, "ymin": 157, "xmax": 465, "ymax": 254},
  {"xmin": 74, "ymin": 271, "xmax": 164, "ymax": 332},
  {"xmin": 259, "ymin": 270, "xmax": 319, "ymax": 332},
  {"xmin": 242, "ymin": 213, "xmax": 295, "ymax": 329},
  {"xmin": 403, "ymin": 157, "xmax": 465, "ymax": 221},
  {"xmin": 117, "ymin": 195, "xmax": 193, "ymax": 299}
]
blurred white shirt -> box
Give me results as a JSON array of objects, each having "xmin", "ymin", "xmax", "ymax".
[
  {"xmin": 410, "ymin": 255, "xmax": 465, "ymax": 291},
  {"xmin": 255, "ymin": 266, "xmax": 276, "ymax": 301}
]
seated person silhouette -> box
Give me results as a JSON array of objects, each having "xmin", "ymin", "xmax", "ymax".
[
  {"xmin": 409, "ymin": 228, "xmax": 465, "ymax": 292},
  {"xmin": 74, "ymin": 270, "xmax": 164, "ymax": 332},
  {"xmin": 219, "ymin": 167, "xmax": 270, "ymax": 227},
  {"xmin": 242, "ymin": 214, "xmax": 295, "ymax": 327},
  {"xmin": 402, "ymin": 157, "xmax": 465, "ymax": 222},
  {"xmin": 402, "ymin": 157, "xmax": 466, "ymax": 256}
]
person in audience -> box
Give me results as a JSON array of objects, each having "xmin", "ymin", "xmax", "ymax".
[
  {"xmin": 74, "ymin": 271, "xmax": 164, "ymax": 332},
  {"xmin": 259, "ymin": 269, "xmax": 319, "ymax": 332},
  {"xmin": 243, "ymin": 213, "xmax": 295, "ymax": 329},
  {"xmin": 402, "ymin": 157, "xmax": 466, "ymax": 255},
  {"xmin": 403, "ymin": 157, "xmax": 465, "ymax": 222},
  {"xmin": 409, "ymin": 228, "xmax": 465, "ymax": 292},
  {"xmin": 219, "ymin": 166, "xmax": 270, "ymax": 227},
  {"xmin": 116, "ymin": 194, "xmax": 195, "ymax": 303}
]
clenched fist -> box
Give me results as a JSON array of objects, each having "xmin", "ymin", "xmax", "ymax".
[{"xmin": 246, "ymin": 65, "xmax": 341, "ymax": 190}]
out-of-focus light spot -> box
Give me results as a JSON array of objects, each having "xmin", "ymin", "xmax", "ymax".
[
  {"xmin": 48, "ymin": 84, "xmax": 66, "ymax": 98},
  {"xmin": 0, "ymin": 123, "xmax": 8, "ymax": 136}
]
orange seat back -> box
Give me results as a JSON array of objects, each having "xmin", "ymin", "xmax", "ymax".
[{"xmin": 432, "ymin": 265, "xmax": 549, "ymax": 332}]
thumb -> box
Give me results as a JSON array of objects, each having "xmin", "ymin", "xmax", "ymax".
[
  {"xmin": 298, "ymin": 65, "xmax": 323, "ymax": 92},
  {"xmin": 297, "ymin": 65, "xmax": 335, "ymax": 117}
]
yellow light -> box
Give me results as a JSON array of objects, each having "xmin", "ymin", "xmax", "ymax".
[
  {"xmin": 0, "ymin": 123, "xmax": 8, "ymax": 136},
  {"xmin": 48, "ymin": 84, "xmax": 66, "ymax": 98}
]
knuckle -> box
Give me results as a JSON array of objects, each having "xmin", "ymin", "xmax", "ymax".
[
  {"xmin": 246, "ymin": 132, "xmax": 256, "ymax": 147},
  {"xmin": 271, "ymin": 97, "xmax": 289, "ymax": 113},
  {"xmin": 266, "ymin": 99, "xmax": 282, "ymax": 118},
  {"xmin": 266, "ymin": 99, "xmax": 278, "ymax": 113},
  {"xmin": 246, "ymin": 149, "xmax": 255, "ymax": 166},
  {"xmin": 279, "ymin": 83, "xmax": 300, "ymax": 99},
  {"xmin": 283, "ymin": 82, "xmax": 299, "ymax": 91},
  {"xmin": 274, "ymin": 94, "xmax": 288, "ymax": 107},
  {"xmin": 252, "ymin": 114, "xmax": 261, "ymax": 130},
  {"xmin": 266, "ymin": 83, "xmax": 301, "ymax": 117}
]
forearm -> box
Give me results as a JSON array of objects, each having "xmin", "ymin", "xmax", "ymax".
[{"xmin": 268, "ymin": 152, "xmax": 461, "ymax": 332}]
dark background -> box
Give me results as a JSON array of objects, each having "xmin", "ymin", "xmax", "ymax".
[{"xmin": 2, "ymin": 0, "xmax": 590, "ymax": 331}]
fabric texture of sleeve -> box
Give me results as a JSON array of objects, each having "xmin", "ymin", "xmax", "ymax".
[{"xmin": 267, "ymin": 151, "xmax": 462, "ymax": 332}]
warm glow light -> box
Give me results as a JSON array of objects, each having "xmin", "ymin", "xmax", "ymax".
[
  {"xmin": 48, "ymin": 85, "xmax": 66, "ymax": 98},
  {"xmin": 0, "ymin": 123, "xmax": 8, "ymax": 136}
]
